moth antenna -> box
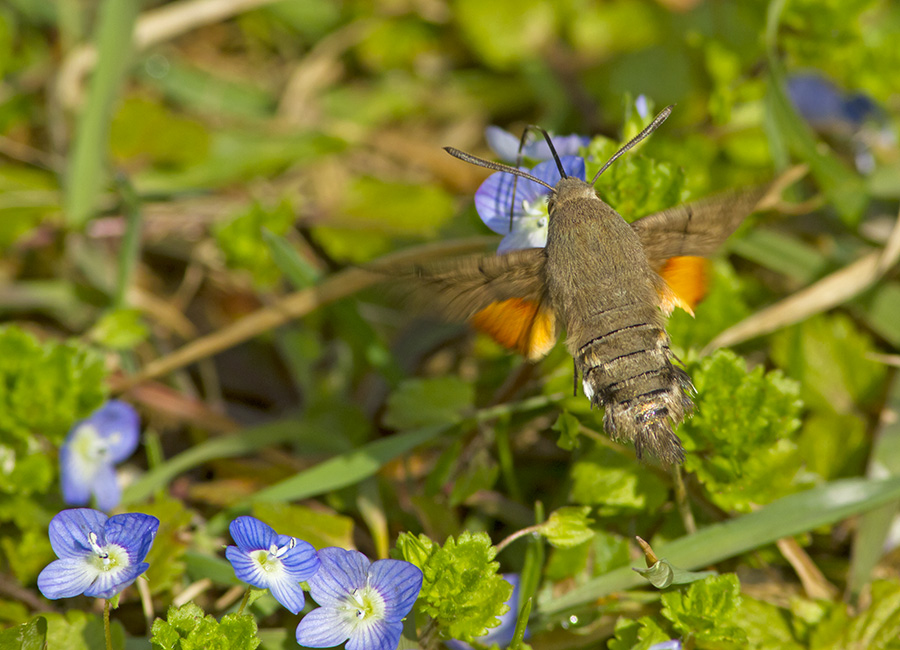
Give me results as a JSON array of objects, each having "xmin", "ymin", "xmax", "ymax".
[
  {"xmin": 590, "ymin": 104, "xmax": 674, "ymax": 185},
  {"xmin": 444, "ymin": 147, "xmax": 556, "ymax": 192},
  {"xmin": 529, "ymin": 125, "xmax": 567, "ymax": 179}
]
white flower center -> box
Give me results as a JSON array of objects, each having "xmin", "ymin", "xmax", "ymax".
[
  {"xmin": 72, "ymin": 424, "xmax": 121, "ymax": 463},
  {"xmin": 521, "ymin": 196, "xmax": 549, "ymax": 220},
  {"xmin": 87, "ymin": 531, "xmax": 130, "ymax": 573},
  {"xmin": 342, "ymin": 585, "xmax": 386, "ymax": 626},
  {"xmin": 252, "ymin": 538, "xmax": 296, "ymax": 573}
]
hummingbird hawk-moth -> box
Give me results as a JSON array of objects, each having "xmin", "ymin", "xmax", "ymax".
[{"xmin": 409, "ymin": 106, "xmax": 766, "ymax": 464}]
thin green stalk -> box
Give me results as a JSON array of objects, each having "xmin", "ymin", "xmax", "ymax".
[
  {"xmin": 113, "ymin": 174, "xmax": 142, "ymax": 308},
  {"xmin": 64, "ymin": 0, "xmax": 140, "ymax": 227},
  {"xmin": 237, "ymin": 589, "xmax": 252, "ymax": 616},
  {"xmin": 103, "ymin": 599, "xmax": 112, "ymax": 650}
]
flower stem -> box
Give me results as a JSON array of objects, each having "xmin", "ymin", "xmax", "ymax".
[
  {"xmin": 236, "ymin": 589, "xmax": 252, "ymax": 616},
  {"xmin": 103, "ymin": 599, "xmax": 112, "ymax": 650},
  {"xmin": 496, "ymin": 525, "xmax": 542, "ymax": 553}
]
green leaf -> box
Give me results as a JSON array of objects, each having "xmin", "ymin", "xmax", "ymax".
[
  {"xmin": 214, "ymin": 199, "xmax": 296, "ymax": 288},
  {"xmin": 251, "ymin": 502, "xmax": 354, "ymax": 550},
  {"xmin": 87, "ymin": 307, "xmax": 149, "ymax": 349},
  {"xmin": 680, "ymin": 349, "xmax": 805, "ymax": 512},
  {"xmin": 43, "ymin": 610, "xmax": 125, "ymax": 650},
  {"xmin": 140, "ymin": 497, "xmax": 193, "ymax": 596},
  {"xmin": 607, "ymin": 616, "xmax": 673, "ymax": 650},
  {"xmin": 150, "ymin": 603, "xmax": 260, "ymax": 650},
  {"xmin": 569, "ymin": 445, "xmax": 668, "ymax": 516},
  {"xmin": 383, "ymin": 377, "xmax": 474, "ymax": 430},
  {"xmin": 824, "ymin": 579, "xmax": 900, "ymax": 650},
  {"xmin": 0, "ymin": 615, "xmax": 47, "ymax": 650},
  {"xmin": 552, "ymin": 411, "xmax": 581, "ymax": 450},
  {"xmin": 540, "ymin": 506, "xmax": 595, "ymax": 548},
  {"xmin": 661, "ymin": 574, "xmax": 747, "ymax": 644},
  {"xmin": 633, "ymin": 559, "xmax": 716, "ymax": 589},
  {"xmin": 770, "ymin": 313, "xmax": 887, "ymax": 415},
  {"xmin": 409, "ymin": 531, "xmax": 513, "ymax": 643}
]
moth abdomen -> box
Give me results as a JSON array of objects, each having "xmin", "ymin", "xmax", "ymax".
[{"xmin": 577, "ymin": 324, "xmax": 693, "ymax": 465}]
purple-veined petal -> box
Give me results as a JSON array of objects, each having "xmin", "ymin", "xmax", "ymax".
[
  {"xmin": 475, "ymin": 171, "xmax": 532, "ymax": 234},
  {"xmin": 59, "ymin": 444, "xmax": 95, "ymax": 507},
  {"xmin": 307, "ymin": 547, "xmax": 369, "ymax": 607},
  {"xmin": 37, "ymin": 557, "xmax": 100, "ymax": 599},
  {"xmin": 279, "ymin": 538, "xmax": 321, "ymax": 579},
  {"xmin": 295, "ymin": 605, "xmax": 356, "ymax": 648},
  {"xmin": 367, "ymin": 559, "xmax": 423, "ymax": 622},
  {"xmin": 104, "ymin": 513, "xmax": 159, "ymax": 564},
  {"xmin": 225, "ymin": 546, "xmax": 270, "ymax": 587},
  {"xmin": 48, "ymin": 509, "xmax": 108, "ymax": 559},
  {"xmin": 91, "ymin": 463, "xmax": 122, "ymax": 512},
  {"xmin": 84, "ymin": 561, "xmax": 148, "ymax": 599},
  {"xmin": 345, "ymin": 618, "xmax": 402, "ymax": 650},
  {"xmin": 91, "ymin": 401, "xmax": 140, "ymax": 463},
  {"xmin": 267, "ymin": 571, "xmax": 307, "ymax": 614},
  {"xmin": 229, "ymin": 516, "xmax": 277, "ymax": 551}
]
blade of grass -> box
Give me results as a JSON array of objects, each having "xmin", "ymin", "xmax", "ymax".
[
  {"xmin": 113, "ymin": 175, "xmax": 142, "ymax": 308},
  {"xmin": 537, "ymin": 475, "xmax": 900, "ymax": 620},
  {"xmin": 848, "ymin": 374, "xmax": 900, "ymax": 597},
  {"xmin": 120, "ymin": 418, "xmax": 305, "ymax": 505},
  {"xmin": 64, "ymin": 0, "xmax": 140, "ymax": 227}
]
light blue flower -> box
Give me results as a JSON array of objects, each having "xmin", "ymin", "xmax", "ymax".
[
  {"xmin": 445, "ymin": 574, "xmax": 525, "ymax": 650},
  {"xmin": 37, "ymin": 508, "xmax": 159, "ymax": 600},
  {"xmin": 485, "ymin": 126, "xmax": 589, "ymax": 163},
  {"xmin": 295, "ymin": 547, "xmax": 423, "ymax": 650},
  {"xmin": 225, "ymin": 516, "xmax": 320, "ymax": 615},
  {"xmin": 648, "ymin": 641, "xmax": 681, "ymax": 650},
  {"xmin": 475, "ymin": 156, "xmax": 586, "ymax": 252},
  {"xmin": 60, "ymin": 400, "xmax": 140, "ymax": 511}
]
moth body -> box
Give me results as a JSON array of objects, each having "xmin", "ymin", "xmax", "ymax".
[{"xmin": 545, "ymin": 178, "xmax": 692, "ymax": 464}]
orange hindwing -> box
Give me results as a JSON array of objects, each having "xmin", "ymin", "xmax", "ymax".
[{"xmin": 470, "ymin": 298, "xmax": 557, "ymax": 361}]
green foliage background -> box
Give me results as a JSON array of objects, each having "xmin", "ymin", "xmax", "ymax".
[{"xmin": 0, "ymin": 0, "xmax": 899, "ymax": 648}]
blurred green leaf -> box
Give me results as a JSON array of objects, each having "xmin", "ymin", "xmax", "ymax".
[
  {"xmin": 384, "ymin": 377, "xmax": 474, "ymax": 430},
  {"xmin": 770, "ymin": 313, "xmax": 886, "ymax": 415},
  {"xmin": 0, "ymin": 615, "xmax": 47, "ymax": 649},
  {"xmin": 607, "ymin": 616, "xmax": 672, "ymax": 650},
  {"xmin": 215, "ymin": 199, "xmax": 295, "ymax": 288},
  {"xmin": 87, "ymin": 307, "xmax": 149, "ymax": 349},
  {"xmin": 569, "ymin": 445, "xmax": 668, "ymax": 516}
]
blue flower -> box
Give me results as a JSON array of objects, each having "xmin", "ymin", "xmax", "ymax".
[
  {"xmin": 475, "ymin": 156, "xmax": 586, "ymax": 252},
  {"xmin": 225, "ymin": 516, "xmax": 321, "ymax": 615},
  {"xmin": 648, "ymin": 641, "xmax": 681, "ymax": 650},
  {"xmin": 37, "ymin": 508, "xmax": 159, "ymax": 600},
  {"xmin": 60, "ymin": 400, "xmax": 140, "ymax": 511},
  {"xmin": 485, "ymin": 126, "xmax": 589, "ymax": 163},
  {"xmin": 295, "ymin": 547, "xmax": 423, "ymax": 650},
  {"xmin": 445, "ymin": 574, "xmax": 525, "ymax": 650}
]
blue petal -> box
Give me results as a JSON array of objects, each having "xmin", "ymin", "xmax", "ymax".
[
  {"xmin": 48, "ymin": 509, "xmax": 108, "ymax": 559},
  {"xmin": 84, "ymin": 562, "xmax": 148, "ymax": 599},
  {"xmin": 91, "ymin": 401, "xmax": 140, "ymax": 463},
  {"xmin": 267, "ymin": 571, "xmax": 307, "ymax": 615},
  {"xmin": 307, "ymin": 547, "xmax": 368, "ymax": 608},
  {"xmin": 295, "ymin": 606, "xmax": 355, "ymax": 648},
  {"xmin": 531, "ymin": 156, "xmax": 586, "ymax": 186},
  {"xmin": 648, "ymin": 641, "xmax": 682, "ymax": 650},
  {"xmin": 475, "ymin": 171, "xmax": 530, "ymax": 234},
  {"xmin": 37, "ymin": 557, "xmax": 98, "ymax": 599},
  {"xmin": 225, "ymin": 546, "xmax": 269, "ymax": 588},
  {"xmin": 346, "ymin": 619, "xmax": 402, "ymax": 650},
  {"xmin": 229, "ymin": 516, "xmax": 277, "ymax": 551},
  {"xmin": 91, "ymin": 463, "xmax": 121, "ymax": 512},
  {"xmin": 105, "ymin": 513, "xmax": 159, "ymax": 564},
  {"xmin": 367, "ymin": 560, "xmax": 422, "ymax": 621},
  {"xmin": 59, "ymin": 444, "xmax": 94, "ymax": 507},
  {"xmin": 523, "ymin": 134, "xmax": 590, "ymax": 160},
  {"xmin": 484, "ymin": 126, "xmax": 521, "ymax": 163},
  {"xmin": 280, "ymin": 539, "xmax": 321, "ymax": 581}
]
